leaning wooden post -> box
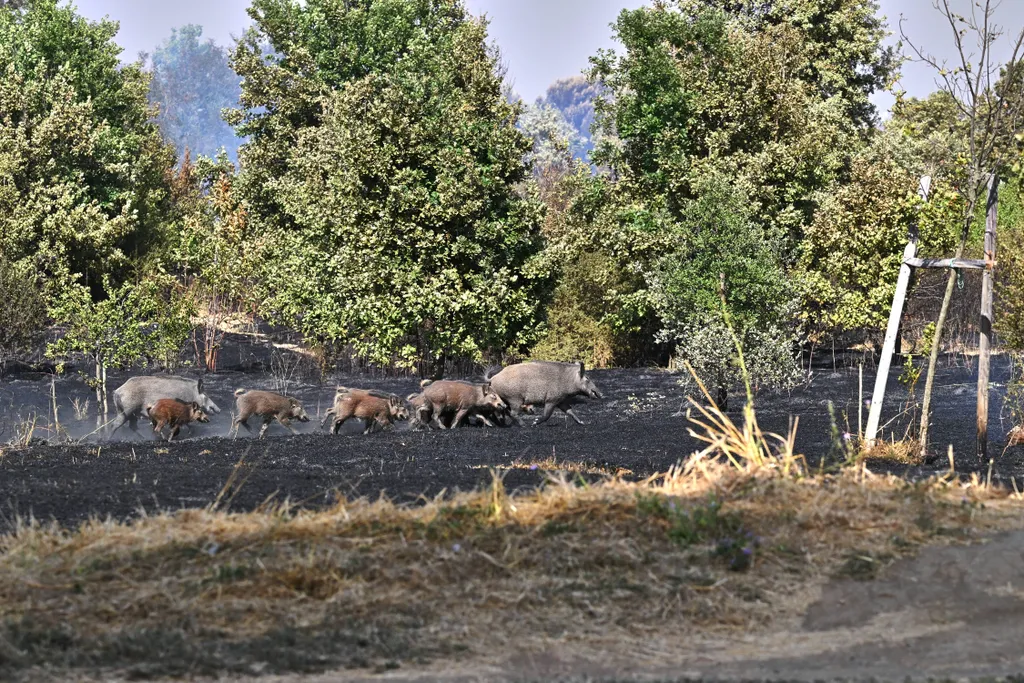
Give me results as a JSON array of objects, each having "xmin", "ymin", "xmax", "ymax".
[
  {"xmin": 977, "ymin": 173, "xmax": 999, "ymax": 459},
  {"xmin": 865, "ymin": 176, "xmax": 932, "ymax": 446}
]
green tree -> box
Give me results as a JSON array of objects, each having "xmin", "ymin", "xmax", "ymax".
[
  {"xmin": 563, "ymin": 0, "xmax": 895, "ymax": 381},
  {"xmin": 0, "ymin": 0, "xmax": 174, "ymax": 299},
  {"xmin": 146, "ymin": 24, "xmax": 243, "ymax": 161},
  {"xmin": 796, "ymin": 129, "xmax": 961, "ymax": 343},
  {"xmin": 228, "ymin": 0, "xmax": 549, "ymax": 367},
  {"xmin": 47, "ymin": 276, "xmax": 194, "ymax": 413},
  {"xmin": 0, "ymin": 258, "xmax": 46, "ymax": 373}
]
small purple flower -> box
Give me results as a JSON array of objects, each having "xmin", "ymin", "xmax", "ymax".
[
  {"xmin": 843, "ymin": 432, "xmax": 852, "ymax": 441},
  {"xmin": 452, "ymin": 543, "xmax": 461, "ymax": 553},
  {"xmin": 742, "ymin": 547, "xmax": 753, "ymax": 556},
  {"xmin": 668, "ymin": 500, "xmax": 677, "ymax": 512},
  {"xmin": 529, "ymin": 464, "xmax": 539, "ymax": 470}
]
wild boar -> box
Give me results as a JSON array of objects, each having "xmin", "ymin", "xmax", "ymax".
[
  {"xmin": 419, "ymin": 379, "xmax": 506, "ymax": 429},
  {"xmin": 233, "ymin": 389, "xmax": 310, "ymax": 439},
  {"xmin": 486, "ymin": 361, "xmax": 602, "ymax": 426},
  {"xmin": 146, "ymin": 398, "xmax": 209, "ymax": 442},
  {"xmin": 110, "ymin": 376, "xmax": 220, "ymax": 437},
  {"xmin": 406, "ymin": 391, "xmax": 432, "ymax": 429},
  {"xmin": 322, "ymin": 388, "xmax": 410, "ymax": 434}
]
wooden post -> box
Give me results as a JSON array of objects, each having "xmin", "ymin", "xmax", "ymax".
[
  {"xmin": 865, "ymin": 176, "xmax": 932, "ymax": 445},
  {"xmin": 977, "ymin": 174, "xmax": 999, "ymax": 459}
]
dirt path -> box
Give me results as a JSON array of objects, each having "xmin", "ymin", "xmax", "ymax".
[
  {"xmin": 35, "ymin": 531, "xmax": 1023, "ymax": 683},
  {"xmin": 177, "ymin": 531, "xmax": 1024, "ymax": 682}
]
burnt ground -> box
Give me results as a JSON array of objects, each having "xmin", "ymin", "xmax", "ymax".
[{"xmin": 1, "ymin": 355, "xmax": 1022, "ymax": 531}]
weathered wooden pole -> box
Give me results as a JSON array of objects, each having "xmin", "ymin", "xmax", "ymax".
[
  {"xmin": 865, "ymin": 176, "xmax": 931, "ymax": 446},
  {"xmin": 977, "ymin": 174, "xmax": 999, "ymax": 459}
]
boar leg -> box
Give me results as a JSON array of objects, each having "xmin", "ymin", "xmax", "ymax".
[
  {"xmin": 558, "ymin": 401, "xmax": 587, "ymax": 425},
  {"xmin": 258, "ymin": 416, "xmax": 274, "ymax": 439},
  {"xmin": 167, "ymin": 424, "xmax": 180, "ymax": 442},
  {"xmin": 431, "ymin": 405, "xmax": 449, "ymax": 430},
  {"xmin": 534, "ymin": 402, "xmax": 558, "ymax": 426},
  {"xmin": 279, "ymin": 416, "xmax": 297, "ymax": 435},
  {"xmin": 505, "ymin": 399, "xmax": 528, "ymax": 427},
  {"xmin": 451, "ymin": 408, "xmax": 472, "ymax": 428},
  {"xmin": 319, "ymin": 408, "xmax": 336, "ymax": 429},
  {"xmin": 474, "ymin": 412, "xmax": 498, "ymax": 428},
  {"xmin": 331, "ymin": 414, "xmax": 349, "ymax": 435}
]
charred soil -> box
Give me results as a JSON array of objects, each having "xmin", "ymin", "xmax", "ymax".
[{"xmin": 1, "ymin": 360, "xmax": 1023, "ymax": 529}]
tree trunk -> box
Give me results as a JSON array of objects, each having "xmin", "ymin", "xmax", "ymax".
[{"xmin": 976, "ymin": 174, "xmax": 999, "ymax": 460}]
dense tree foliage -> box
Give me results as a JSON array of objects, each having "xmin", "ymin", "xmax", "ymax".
[
  {"xmin": 229, "ymin": 0, "xmax": 549, "ymax": 366},
  {"xmin": 547, "ymin": 0, "xmax": 897, "ymax": 389},
  {"xmin": 146, "ymin": 24, "xmax": 243, "ymax": 160},
  {"xmin": 0, "ymin": 0, "xmax": 174, "ymax": 298}
]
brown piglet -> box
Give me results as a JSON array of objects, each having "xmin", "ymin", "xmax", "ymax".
[
  {"xmin": 146, "ymin": 398, "xmax": 209, "ymax": 442},
  {"xmin": 322, "ymin": 387, "xmax": 410, "ymax": 434},
  {"xmin": 233, "ymin": 389, "xmax": 310, "ymax": 439}
]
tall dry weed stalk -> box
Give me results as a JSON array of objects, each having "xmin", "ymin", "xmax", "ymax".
[{"xmin": 679, "ymin": 282, "xmax": 805, "ymax": 477}]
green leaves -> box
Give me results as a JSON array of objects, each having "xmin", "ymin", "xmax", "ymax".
[
  {"xmin": 231, "ymin": 0, "xmax": 549, "ymax": 365},
  {"xmin": 0, "ymin": 0, "xmax": 174, "ymax": 296}
]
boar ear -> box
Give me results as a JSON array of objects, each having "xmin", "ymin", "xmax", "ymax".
[
  {"xmin": 192, "ymin": 401, "xmax": 200, "ymax": 410},
  {"xmin": 577, "ymin": 361, "xmax": 585, "ymax": 377},
  {"xmin": 196, "ymin": 377, "xmax": 204, "ymax": 393},
  {"xmin": 482, "ymin": 382, "xmax": 492, "ymax": 393}
]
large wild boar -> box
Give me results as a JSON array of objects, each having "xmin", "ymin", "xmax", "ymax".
[
  {"xmin": 485, "ymin": 361, "xmax": 602, "ymax": 426},
  {"xmin": 233, "ymin": 389, "xmax": 310, "ymax": 439},
  {"xmin": 419, "ymin": 380, "xmax": 506, "ymax": 429},
  {"xmin": 146, "ymin": 398, "xmax": 209, "ymax": 442},
  {"xmin": 109, "ymin": 376, "xmax": 220, "ymax": 437},
  {"xmin": 322, "ymin": 387, "xmax": 410, "ymax": 434}
]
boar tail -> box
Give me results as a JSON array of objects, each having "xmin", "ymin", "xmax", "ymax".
[
  {"xmin": 483, "ymin": 365, "xmax": 503, "ymax": 381},
  {"xmin": 234, "ymin": 388, "xmax": 247, "ymax": 397}
]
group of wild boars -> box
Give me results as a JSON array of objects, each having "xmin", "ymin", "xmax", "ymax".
[
  {"xmin": 104, "ymin": 360, "xmax": 602, "ymax": 442},
  {"xmin": 110, "ymin": 376, "xmax": 220, "ymax": 437},
  {"xmin": 146, "ymin": 398, "xmax": 210, "ymax": 442},
  {"xmin": 233, "ymin": 389, "xmax": 310, "ymax": 439},
  {"xmin": 486, "ymin": 361, "xmax": 603, "ymax": 426},
  {"xmin": 108, "ymin": 375, "xmax": 311, "ymax": 442},
  {"xmin": 322, "ymin": 387, "xmax": 410, "ymax": 434},
  {"xmin": 413, "ymin": 379, "xmax": 507, "ymax": 429}
]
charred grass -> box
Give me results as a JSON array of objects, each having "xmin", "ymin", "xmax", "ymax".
[{"xmin": 4, "ymin": 389, "xmax": 1024, "ymax": 680}]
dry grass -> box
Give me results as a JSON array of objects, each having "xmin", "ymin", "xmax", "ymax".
[
  {"xmin": 861, "ymin": 437, "xmax": 926, "ymax": 466},
  {"xmin": 472, "ymin": 456, "xmax": 634, "ymax": 477},
  {"xmin": 3, "ymin": 375, "xmax": 1024, "ymax": 680}
]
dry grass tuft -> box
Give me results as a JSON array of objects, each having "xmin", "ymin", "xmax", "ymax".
[
  {"xmin": 861, "ymin": 438, "xmax": 926, "ymax": 465},
  {"xmin": 473, "ymin": 456, "xmax": 634, "ymax": 477}
]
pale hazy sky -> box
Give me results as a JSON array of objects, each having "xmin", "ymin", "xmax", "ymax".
[{"xmin": 71, "ymin": 0, "xmax": 1024, "ymax": 110}]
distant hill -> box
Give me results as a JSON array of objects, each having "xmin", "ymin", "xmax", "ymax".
[{"xmin": 536, "ymin": 75, "xmax": 601, "ymax": 162}]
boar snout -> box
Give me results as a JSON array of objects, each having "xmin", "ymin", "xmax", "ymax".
[
  {"xmin": 290, "ymin": 401, "xmax": 310, "ymax": 422},
  {"xmin": 190, "ymin": 402, "xmax": 210, "ymax": 423},
  {"xmin": 201, "ymin": 396, "xmax": 221, "ymax": 414}
]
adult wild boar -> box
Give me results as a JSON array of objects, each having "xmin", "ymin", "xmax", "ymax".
[
  {"xmin": 419, "ymin": 380, "xmax": 506, "ymax": 429},
  {"xmin": 146, "ymin": 399, "xmax": 209, "ymax": 442},
  {"xmin": 486, "ymin": 361, "xmax": 602, "ymax": 426},
  {"xmin": 233, "ymin": 389, "xmax": 310, "ymax": 439},
  {"xmin": 109, "ymin": 376, "xmax": 220, "ymax": 437},
  {"xmin": 322, "ymin": 388, "xmax": 410, "ymax": 434}
]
